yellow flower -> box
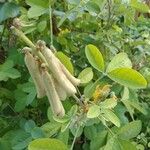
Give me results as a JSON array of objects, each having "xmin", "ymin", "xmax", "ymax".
[{"xmin": 92, "ymin": 84, "xmax": 111, "ymax": 103}]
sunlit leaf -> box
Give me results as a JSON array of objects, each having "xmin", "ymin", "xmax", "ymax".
[
  {"xmin": 85, "ymin": 44, "xmax": 104, "ymax": 72},
  {"xmin": 108, "ymin": 68, "xmax": 147, "ymax": 89}
]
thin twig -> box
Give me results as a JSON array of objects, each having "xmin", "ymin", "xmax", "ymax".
[
  {"xmin": 73, "ymin": 94, "xmax": 83, "ymax": 106},
  {"xmin": 49, "ymin": 1, "xmax": 53, "ymax": 47},
  {"xmin": 70, "ymin": 125, "xmax": 80, "ymax": 150}
]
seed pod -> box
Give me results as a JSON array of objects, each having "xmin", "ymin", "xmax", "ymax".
[
  {"xmin": 54, "ymin": 79, "xmax": 67, "ymax": 101},
  {"xmin": 42, "ymin": 69, "xmax": 65, "ymax": 117},
  {"xmin": 24, "ymin": 50, "xmax": 46, "ymax": 98},
  {"xmin": 59, "ymin": 63, "xmax": 80, "ymax": 86},
  {"xmin": 40, "ymin": 45, "xmax": 77, "ymax": 96}
]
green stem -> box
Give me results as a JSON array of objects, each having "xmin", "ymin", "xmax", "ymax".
[
  {"xmin": 11, "ymin": 26, "xmax": 35, "ymax": 49},
  {"xmin": 11, "ymin": 26, "xmax": 48, "ymax": 66},
  {"xmin": 73, "ymin": 94, "xmax": 83, "ymax": 106},
  {"xmin": 70, "ymin": 125, "xmax": 80, "ymax": 150},
  {"xmin": 49, "ymin": 2, "xmax": 53, "ymax": 47}
]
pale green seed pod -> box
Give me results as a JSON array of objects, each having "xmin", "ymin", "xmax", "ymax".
[
  {"xmin": 40, "ymin": 46, "xmax": 77, "ymax": 96},
  {"xmin": 42, "ymin": 69, "xmax": 65, "ymax": 117},
  {"xmin": 54, "ymin": 79, "xmax": 67, "ymax": 101},
  {"xmin": 59, "ymin": 63, "xmax": 80, "ymax": 86},
  {"xmin": 24, "ymin": 51, "xmax": 46, "ymax": 98}
]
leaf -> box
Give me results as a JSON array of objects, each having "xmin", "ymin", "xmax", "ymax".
[
  {"xmin": 27, "ymin": 6, "xmax": 47, "ymax": 18},
  {"xmin": 14, "ymin": 90, "xmax": 27, "ymax": 112},
  {"xmin": 106, "ymin": 52, "xmax": 132, "ymax": 73},
  {"xmin": 55, "ymin": 51, "xmax": 74, "ymax": 74},
  {"xmin": 125, "ymin": 100, "xmax": 147, "ymax": 115},
  {"xmin": 26, "ymin": 0, "xmax": 49, "ymax": 8},
  {"xmin": 108, "ymin": 68, "xmax": 147, "ymax": 89},
  {"xmin": 117, "ymin": 120, "xmax": 142, "ymax": 140},
  {"xmin": 130, "ymin": 0, "xmax": 150, "ymax": 13},
  {"xmin": 90, "ymin": 131, "xmax": 108, "ymax": 150},
  {"xmin": 119, "ymin": 139, "xmax": 137, "ymax": 150},
  {"xmin": 0, "ymin": 2, "xmax": 20, "ymax": 23},
  {"xmin": 85, "ymin": 44, "xmax": 104, "ymax": 72},
  {"xmin": 57, "ymin": 129, "xmax": 69, "ymax": 145},
  {"xmin": 26, "ymin": 0, "xmax": 49, "ymax": 18},
  {"xmin": 102, "ymin": 109, "xmax": 120, "ymax": 127},
  {"xmin": 114, "ymin": 104, "xmax": 129, "ymax": 125},
  {"xmin": 87, "ymin": 105, "xmax": 100, "ymax": 118},
  {"xmin": 37, "ymin": 20, "xmax": 47, "ymax": 32},
  {"xmin": 0, "ymin": 60, "xmax": 21, "ymax": 81},
  {"xmin": 86, "ymin": 2, "xmax": 100, "ymax": 14},
  {"xmin": 31, "ymin": 127, "xmax": 45, "ymax": 139},
  {"xmin": 11, "ymin": 130, "xmax": 32, "ymax": 150},
  {"xmin": 0, "ymin": 139, "xmax": 11, "ymax": 150},
  {"xmin": 104, "ymin": 137, "xmax": 121, "ymax": 150},
  {"xmin": 41, "ymin": 122, "xmax": 61, "ymax": 137},
  {"xmin": 122, "ymin": 100, "xmax": 134, "ymax": 120},
  {"xmin": 24, "ymin": 120, "xmax": 36, "ymax": 133},
  {"xmin": 78, "ymin": 67, "xmax": 93, "ymax": 84},
  {"xmin": 104, "ymin": 137, "xmax": 136, "ymax": 150},
  {"xmin": 121, "ymin": 87, "xmax": 130, "ymax": 101},
  {"xmin": 67, "ymin": 0, "xmax": 80, "ymax": 5},
  {"xmin": 28, "ymin": 138, "xmax": 67, "ymax": 150},
  {"xmin": 100, "ymin": 98, "xmax": 117, "ymax": 109}
]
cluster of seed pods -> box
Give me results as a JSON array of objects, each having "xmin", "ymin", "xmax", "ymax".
[{"xmin": 24, "ymin": 40, "xmax": 80, "ymax": 117}]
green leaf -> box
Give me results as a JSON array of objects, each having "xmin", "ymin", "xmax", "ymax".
[
  {"xmin": 102, "ymin": 109, "xmax": 120, "ymax": 127},
  {"xmin": 37, "ymin": 20, "xmax": 47, "ymax": 32},
  {"xmin": 11, "ymin": 130, "xmax": 32, "ymax": 150},
  {"xmin": 28, "ymin": 138, "xmax": 68, "ymax": 150},
  {"xmin": 67, "ymin": 0, "xmax": 80, "ymax": 5},
  {"xmin": 26, "ymin": 0, "xmax": 49, "ymax": 18},
  {"xmin": 119, "ymin": 139, "xmax": 137, "ymax": 150},
  {"xmin": 0, "ymin": 60, "xmax": 21, "ymax": 81},
  {"xmin": 104, "ymin": 137, "xmax": 136, "ymax": 150},
  {"xmin": 78, "ymin": 67, "xmax": 93, "ymax": 84},
  {"xmin": 125, "ymin": 100, "xmax": 147, "ymax": 115},
  {"xmin": 55, "ymin": 52, "xmax": 74, "ymax": 75},
  {"xmin": 0, "ymin": 2, "xmax": 20, "ymax": 23},
  {"xmin": 86, "ymin": 2, "xmax": 100, "ymax": 14},
  {"xmin": 14, "ymin": 90, "xmax": 27, "ymax": 112},
  {"xmin": 84, "ymin": 125, "xmax": 97, "ymax": 140},
  {"xmin": 0, "ymin": 139, "xmax": 11, "ymax": 150},
  {"xmin": 27, "ymin": 6, "xmax": 47, "ymax": 18},
  {"xmin": 100, "ymin": 98, "xmax": 117, "ymax": 109},
  {"xmin": 24, "ymin": 120, "xmax": 36, "ymax": 133},
  {"xmin": 41, "ymin": 122, "xmax": 61, "ymax": 137},
  {"xmin": 90, "ymin": 131, "xmax": 108, "ymax": 150},
  {"xmin": 85, "ymin": 44, "xmax": 104, "ymax": 72},
  {"xmin": 31, "ymin": 127, "xmax": 45, "ymax": 139},
  {"xmin": 106, "ymin": 52, "xmax": 132, "ymax": 73},
  {"xmin": 57, "ymin": 129, "xmax": 69, "ymax": 145},
  {"xmin": 108, "ymin": 68, "xmax": 147, "ymax": 89},
  {"xmin": 26, "ymin": 0, "xmax": 49, "ymax": 8},
  {"xmin": 117, "ymin": 120, "xmax": 142, "ymax": 140},
  {"xmin": 122, "ymin": 100, "xmax": 134, "ymax": 120},
  {"xmin": 104, "ymin": 137, "xmax": 121, "ymax": 150},
  {"xmin": 87, "ymin": 105, "xmax": 100, "ymax": 118},
  {"xmin": 130, "ymin": 0, "xmax": 150, "ymax": 13}
]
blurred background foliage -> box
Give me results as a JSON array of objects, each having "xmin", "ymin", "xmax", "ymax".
[{"xmin": 0, "ymin": 0, "xmax": 150, "ymax": 150}]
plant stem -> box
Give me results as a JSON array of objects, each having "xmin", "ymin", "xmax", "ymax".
[
  {"xmin": 49, "ymin": 1, "xmax": 53, "ymax": 47},
  {"xmin": 73, "ymin": 94, "xmax": 83, "ymax": 106},
  {"xmin": 11, "ymin": 26, "xmax": 35, "ymax": 49},
  {"xmin": 70, "ymin": 125, "xmax": 80, "ymax": 150},
  {"xmin": 11, "ymin": 26, "xmax": 48, "ymax": 66}
]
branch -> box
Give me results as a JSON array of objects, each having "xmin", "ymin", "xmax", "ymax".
[{"xmin": 10, "ymin": 26, "xmax": 48, "ymax": 66}]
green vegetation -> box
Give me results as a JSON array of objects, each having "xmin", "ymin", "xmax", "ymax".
[{"xmin": 0, "ymin": 0, "xmax": 150, "ymax": 150}]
